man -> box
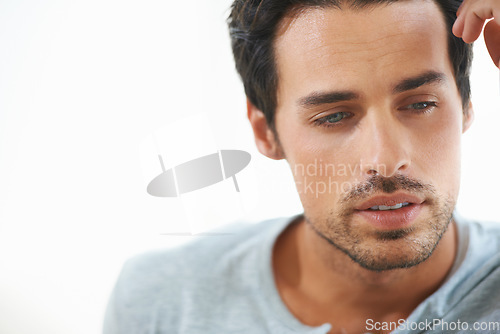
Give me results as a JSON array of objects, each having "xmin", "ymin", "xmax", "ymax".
[{"xmin": 104, "ymin": 0, "xmax": 500, "ymax": 333}]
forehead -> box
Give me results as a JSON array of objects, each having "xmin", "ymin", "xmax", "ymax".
[{"xmin": 273, "ymin": 0, "xmax": 452, "ymax": 101}]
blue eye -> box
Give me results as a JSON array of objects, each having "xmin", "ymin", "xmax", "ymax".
[
  {"xmin": 315, "ymin": 112, "xmax": 350, "ymax": 127},
  {"xmin": 404, "ymin": 101, "xmax": 437, "ymax": 112},
  {"xmin": 325, "ymin": 112, "xmax": 345, "ymax": 123},
  {"xmin": 410, "ymin": 102, "xmax": 430, "ymax": 109}
]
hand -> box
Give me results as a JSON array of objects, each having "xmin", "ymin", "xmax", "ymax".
[{"xmin": 452, "ymin": 0, "xmax": 500, "ymax": 68}]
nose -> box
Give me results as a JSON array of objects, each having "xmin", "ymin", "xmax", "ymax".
[{"xmin": 358, "ymin": 111, "xmax": 411, "ymax": 178}]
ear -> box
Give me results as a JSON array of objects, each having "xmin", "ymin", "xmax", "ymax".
[
  {"xmin": 247, "ymin": 99, "xmax": 284, "ymax": 160},
  {"xmin": 462, "ymin": 101, "xmax": 474, "ymax": 133}
]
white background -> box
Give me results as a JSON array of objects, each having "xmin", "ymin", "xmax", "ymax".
[{"xmin": 0, "ymin": 1, "xmax": 499, "ymax": 333}]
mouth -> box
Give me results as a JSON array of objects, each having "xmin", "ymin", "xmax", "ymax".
[
  {"xmin": 368, "ymin": 202, "xmax": 410, "ymax": 211},
  {"xmin": 354, "ymin": 193, "xmax": 425, "ymax": 230},
  {"xmin": 355, "ymin": 193, "xmax": 424, "ymax": 211}
]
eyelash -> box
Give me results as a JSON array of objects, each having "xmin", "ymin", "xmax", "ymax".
[
  {"xmin": 400, "ymin": 101, "xmax": 438, "ymax": 113},
  {"xmin": 313, "ymin": 112, "xmax": 352, "ymax": 128},
  {"xmin": 313, "ymin": 101, "xmax": 438, "ymax": 128}
]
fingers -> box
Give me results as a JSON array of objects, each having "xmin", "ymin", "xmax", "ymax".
[
  {"xmin": 452, "ymin": 12, "xmax": 466, "ymax": 38},
  {"xmin": 452, "ymin": 0, "xmax": 496, "ymax": 43},
  {"xmin": 484, "ymin": 19, "xmax": 500, "ymax": 67},
  {"xmin": 462, "ymin": 12, "xmax": 487, "ymax": 43},
  {"xmin": 453, "ymin": 0, "xmax": 500, "ymax": 67}
]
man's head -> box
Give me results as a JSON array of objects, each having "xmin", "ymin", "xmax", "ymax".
[{"xmin": 228, "ymin": 0, "xmax": 474, "ymax": 272}]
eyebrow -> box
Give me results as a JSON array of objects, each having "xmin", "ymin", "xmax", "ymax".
[
  {"xmin": 298, "ymin": 91, "xmax": 359, "ymax": 108},
  {"xmin": 392, "ymin": 71, "xmax": 446, "ymax": 94},
  {"xmin": 297, "ymin": 71, "xmax": 446, "ymax": 109}
]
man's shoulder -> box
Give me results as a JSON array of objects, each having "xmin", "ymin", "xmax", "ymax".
[
  {"xmin": 114, "ymin": 215, "xmax": 292, "ymax": 297},
  {"xmin": 439, "ymin": 215, "xmax": 500, "ymax": 330},
  {"xmin": 104, "ymin": 215, "xmax": 294, "ymax": 333},
  {"xmin": 453, "ymin": 214, "xmax": 500, "ymax": 276},
  {"xmin": 439, "ymin": 214, "xmax": 500, "ymax": 315},
  {"xmin": 132, "ymin": 216, "xmax": 288, "ymax": 270},
  {"xmin": 460, "ymin": 214, "xmax": 500, "ymax": 252}
]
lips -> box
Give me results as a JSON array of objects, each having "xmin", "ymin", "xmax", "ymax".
[
  {"xmin": 355, "ymin": 193, "xmax": 425, "ymax": 211},
  {"xmin": 354, "ymin": 193, "xmax": 426, "ymax": 230}
]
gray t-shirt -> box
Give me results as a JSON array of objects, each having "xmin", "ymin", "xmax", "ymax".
[{"xmin": 103, "ymin": 213, "xmax": 500, "ymax": 333}]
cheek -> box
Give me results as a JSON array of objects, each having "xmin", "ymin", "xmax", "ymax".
[
  {"xmin": 276, "ymin": 110, "xmax": 354, "ymax": 168},
  {"xmin": 277, "ymin": 120, "xmax": 356, "ymax": 212},
  {"xmin": 412, "ymin": 110, "xmax": 463, "ymax": 197}
]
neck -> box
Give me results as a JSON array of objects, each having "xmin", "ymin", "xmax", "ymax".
[{"xmin": 272, "ymin": 215, "xmax": 457, "ymax": 324}]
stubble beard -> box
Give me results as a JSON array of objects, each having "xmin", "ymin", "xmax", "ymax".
[{"xmin": 304, "ymin": 175, "xmax": 456, "ymax": 272}]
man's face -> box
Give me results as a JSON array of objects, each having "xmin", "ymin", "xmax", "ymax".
[{"xmin": 271, "ymin": 1, "xmax": 471, "ymax": 271}]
